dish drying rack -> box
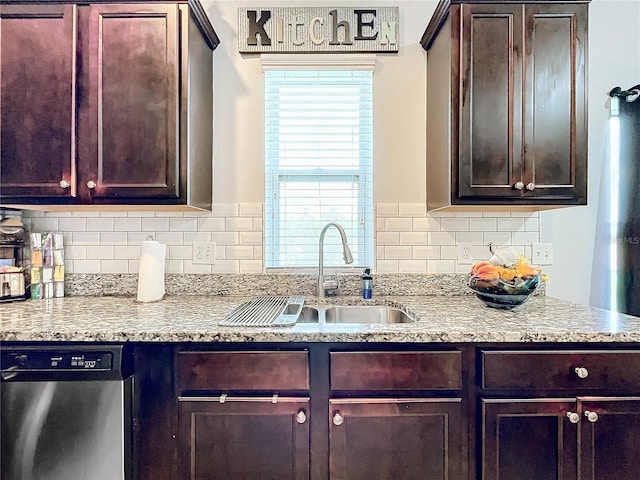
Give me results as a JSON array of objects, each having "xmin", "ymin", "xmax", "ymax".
[{"xmin": 219, "ymin": 296, "xmax": 305, "ymax": 327}]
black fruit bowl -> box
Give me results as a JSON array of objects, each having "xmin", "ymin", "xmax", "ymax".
[{"xmin": 468, "ymin": 275, "xmax": 541, "ymax": 309}]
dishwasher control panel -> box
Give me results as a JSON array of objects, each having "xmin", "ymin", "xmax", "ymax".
[
  {"xmin": 2, "ymin": 350, "xmax": 113, "ymax": 371},
  {"xmin": 0, "ymin": 345, "xmax": 129, "ymax": 381}
]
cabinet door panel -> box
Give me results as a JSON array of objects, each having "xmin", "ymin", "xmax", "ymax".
[
  {"xmin": 458, "ymin": 4, "xmax": 523, "ymax": 199},
  {"xmin": 85, "ymin": 4, "xmax": 179, "ymax": 200},
  {"xmin": 482, "ymin": 399, "xmax": 577, "ymax": 480},
  {"xmin": 330, "ymin": 398, "xmax": 464, "ymax": 480},
  {"xmin": 524, "ymin": 5, "xmax": 587, "ymax": 201},
  {"xmin": 579, "ymin": 398, "xmax": 640, "ymax": 480},
  {"xmin": 178, "ymin": 397, "xmax": 310, "ymax": 480},
  {"xmin": 0, "ymin": 4, "xmax": 77, "ymax": 200}
]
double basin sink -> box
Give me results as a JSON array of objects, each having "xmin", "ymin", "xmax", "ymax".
[{"xmin": 298, "ymin": 304, "xmax": 415, "ymax": 324}]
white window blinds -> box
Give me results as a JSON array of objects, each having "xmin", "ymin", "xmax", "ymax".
[{"xmin": 264, "ymin": 68, "xmax": 374, "ymax": 270}]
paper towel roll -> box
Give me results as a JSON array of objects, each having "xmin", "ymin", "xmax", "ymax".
[{"xmin": 137, "ymin": 239, "xmax": 166, "ymax": 302}]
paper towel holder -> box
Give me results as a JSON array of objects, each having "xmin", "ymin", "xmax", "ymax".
[{"xmin": 135, "ymin": 235, "xmax": 167, "ymax": 303}]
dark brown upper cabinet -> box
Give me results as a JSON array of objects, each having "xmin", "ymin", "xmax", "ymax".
[
  {"xmin": 0, "ymin": 1, "xmax": 218, "ymax": 211},
  {"xmin": 421, "ymin": 0, "xmax": 589, "ymax": 211}
]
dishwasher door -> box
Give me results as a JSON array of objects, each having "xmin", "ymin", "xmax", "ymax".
[{"xmin": 0, "ymin": 345, "xmax": 132, "ymax": 480}]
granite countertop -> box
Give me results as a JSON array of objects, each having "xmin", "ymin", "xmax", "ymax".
[{"xmin": 2, "ymin": 294, "xmax": 640, "ymax": 343}]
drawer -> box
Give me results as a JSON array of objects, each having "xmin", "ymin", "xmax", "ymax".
[
  {"xmin": 177, "ymin": 351, "xmax": 309, "ymax": 391},
  {"xmin": 482, "ymin": 350, "xmax": 640, "ymax": 390},
  {"xmin": 330, "ymin": 351, "xmax": 462, "ymax": 391}
]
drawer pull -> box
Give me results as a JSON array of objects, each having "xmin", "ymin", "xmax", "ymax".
[
  {"xmin": 333, "ymin": 412, "xmax": 344, "ymax": 426},
  {"xmin": 584, "ymin": 410, "xmax": 599, "ymax": 423},
  {"xmin": 566, "ymin": 412, "xmax": 580, "ymax": 424},
  {"xmin": 574, "ymin": 367, "xmax": 589, "ymax": 379},
  {"xmin": 295, "ymin": 409, "xmax": 307, "ymax": 424}
]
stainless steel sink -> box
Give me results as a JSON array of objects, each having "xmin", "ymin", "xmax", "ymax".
[{"xmin": 298, "ymin": 305, "xmax": 414, "ymax": 324}]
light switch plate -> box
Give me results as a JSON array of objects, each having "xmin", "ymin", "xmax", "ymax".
[{"xmin": 193, "ymin": 242, "xmax": 216, "ymax": 264}]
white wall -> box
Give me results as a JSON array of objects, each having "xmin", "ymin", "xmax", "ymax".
[
  {"xmin": 206, "ymin": 0, "xmax": 435, "ymax": 203},
  {"xmin": 542, "ymin": 0, "xmax": 640, "ymax": 304}
]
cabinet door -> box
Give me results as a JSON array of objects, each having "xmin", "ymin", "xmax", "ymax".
[
  {"xmin": 458, "ymin": 4, "xmax": 524, "ymax": 199},
  {"xmin": 178, "ymin": 396, "xmax": 310, "ymax": 480},
  {"xmin": 482, "ymin": 399, "xmax": 577, "ymax": 480},
  {"xmin": 579, "ymin": 398, "xmax": 640, "ymax": 480},
  {"xmin": 329, "ymin": 398, "xmax": 464, "ymax": 480},
  {"xmin": 82, "ymin": 4, "xmax": 180, "ymax": 201},
  {"xmin": 0, "ymin": 4, "xmax": 77, "ymax": 200},
  {"xmin": 523, "ymin": 4, "xmax": 588, "ymax": 202}
]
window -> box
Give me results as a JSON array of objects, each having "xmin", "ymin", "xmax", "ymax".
[{"xmin": 263, "ymin": 57, "xmax": 374, "ymax": 270}]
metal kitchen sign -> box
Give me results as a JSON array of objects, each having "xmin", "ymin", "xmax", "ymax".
[{"xmin": 238, "ymin": 6, "xmax": 399, "ymax": 53}]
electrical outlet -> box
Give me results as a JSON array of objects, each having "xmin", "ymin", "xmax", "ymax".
[
  {"xmin": 458, "ymin": 243, "xmax": 474, "ymax": 264},
  {"xmin": 193, "ymin": 242, "xmax": 216, "ymax": 264},
  {"xmin": 532, "ymin": 243, "xmax": 553, "ymax": 265}
]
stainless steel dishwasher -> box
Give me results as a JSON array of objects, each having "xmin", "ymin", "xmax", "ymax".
[{"xmin": 0, "ymin": 344, "xmax": 133, "ymax": 480}]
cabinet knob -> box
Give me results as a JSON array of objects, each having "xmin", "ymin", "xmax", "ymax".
[
  {"xmin": 295, "ymin": 410, "xmax": 307, "ymax": 424},
  {"xmin": 332, "ymin": 412, "xmax": 344, "ymax": 426},
  {"xmin": 526, "ymin": 182, "xmax": 536, "ymax": 191},
  {"xmin": 566, "ymin": 412, "xmax": 580, "ymax": 424},
  {"xmin": 574, "ymin": 367, "xmax": 589, "ymax": 379},
  {"xmin": 59, "ymin": 180, "xmax": 70, "ymax": 189},
  {"xmin": 584, "ymin": 411, "xmax": 599, "ymax": 423},
  {"xmin": 86, "ymin": 180, "xmax": 97, "ymax": 190},
  {"xmin": 514, "ymin": 181, "xmax": 525, "ymax": 190}
]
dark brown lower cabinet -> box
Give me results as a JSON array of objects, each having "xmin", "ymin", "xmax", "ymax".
[
  {"xmin": 178, "ymin": 396, "xmax": 310, "ymax": 480},
  {"xmin": 329, "ymin": 398, "xmax": 463, "ymax": 480},
  {"xmin": 579, "ymin": 398, "xmax": 640, "ymax": 480},
  {"xmin": 483, "ymin": 397, "xmax": 640, "ymax": 480}
]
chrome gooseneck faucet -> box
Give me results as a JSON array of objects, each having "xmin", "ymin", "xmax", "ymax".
[{"xmin": 317, "ymin": 222, "xmax": 354, "ymax": 297}]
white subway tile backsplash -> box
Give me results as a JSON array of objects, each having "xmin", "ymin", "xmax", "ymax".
[
  {"xmin": 511, "ymin": 231, "xmax": 539, "ymax": 245},
  {"xmin": 428, "ymin": 231, "xmax": 456, "ymax": 246},
  {"xmin": 239, "ymin": 260, "xmax": 263, "ymax": 273},
  {"xmin": 72, "ymin": 232, "xmax": 101, "ymax": 245},
  {"xmin": 65, "ymin": 246, "xmax": 87, "ymax": 260},
  {"xmin": 455, "ymin": 232, "xmax": 484, "ymax": 244},
  {"xmin": 441, "ymin": 218, "xmax": 469, "ymax": 232},
  {"xmin": 86, "ymin": 246, "xmax": 114, "ymax": 260},
  {"xmin": 376, "ymin": 259, "xmax": 399, "ymax": 273},
  {"xmin": 398, "ymin": 203, "xmax": 426, "ymax": 217},
  {"xmin": 226, "ymin": 245, "xmax": 254, "ymax": 260},
  {"xmin": 114, "ymin": 218, "xmax": 142, "ymax": 231},
  {"xmin": 141, "ymin": 218, "xmax": 170, "ymax": 232},
  {"xmin": 427, "ymin": 259, "xmax": 456, "ymax": 273},
  {"xmin": 376, "ymin": 232, "xmax": 399, "ymax": 246},
  {"xmin": 101, "ymin": 260, "xmax": 129, "ymax": 273},
  {"xmin": 398, "ymin": 259, "xmax": 427, "ymax": 273},
  {"xmin": 239, "ymin": 203, "xmax": 263, "ymax": 217},
  {"xmin": 484, "ymin": 232, "xmax": 511, "ymax": 246},
  {"xmin": 385, "ymin": 217, "xmax": 413, "ymax": 231},
  {"xmin": 399, "ymin": 231, "xmax": 428, "ymax": 245},
  {"xmin": 226, "ymin": 217, "xmax": 253, "ymax": 232},
  {"xmin": 156, "ymin": 232, "xmax": 184, "ymax": 245},
  {"xmin": 58, "ymin": 218, "xmax": 87, "ymax": 232},
  {"xmin": 497, "ymin": 218, "xmax": 524, "ymax": 231},
  {"xmin": 376, "ymin": 203, "xmax": 398, "ymax": 216},
  {"xmin": 115, "ymin": 246, "xmax": 140, "ymax": 260},
  {"xmin": 168, "ymin": 245, "xmax": 192, "ymax": 260},
  {"xmin": 101, "ymin": 232, "xmax": 128, "ymax": 245},
  {"xmin": 212, "ymin": 203, "xmax": 239, "ymax": 217},
  {"xmin": 413, "ymin": 245, "xmax": 440, "ymax": 259},
  {"xmin": 385, "ymin": 245, "xmax": 412, "ymax": 259},
  {"xmin": 469, "ymin": 218, "xmax": 497, "ymax": 231},
  {"xmin": 169, "ymin": 218, "xmax": 198, "ymax": 232},
  {"xmin": 198, "ymin": 217, "xmax": 226, "ymax": 231},
  {"xmin": 239, "ymin": 231, "xmax": 262, "ymax": 245},
  {"xmin": 27, "ymin": 202, "xmax": 542, "ymax": 276},
  {"xmin": 166, "ymin": 260, "xmax": 184, "ymax": 274},
  {"xmin": 74, "ymin": 260, "xmax": 101, "ymax": 273}
]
